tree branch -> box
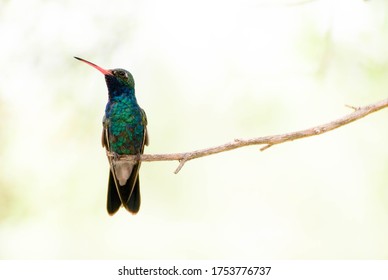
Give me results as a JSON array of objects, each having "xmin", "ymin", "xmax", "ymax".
[{"xmin": 110, "ymin": 98, "xmax": 388, "ymax": 174}]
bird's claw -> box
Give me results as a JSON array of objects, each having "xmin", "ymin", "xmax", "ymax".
[{"xmin": 107, "ymin": 151, "xmax": 120, "ymax": 161}]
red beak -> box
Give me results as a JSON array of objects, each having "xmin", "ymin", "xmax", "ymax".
[{"xmin": 74, "ymin": 57, "xmax": 112, "ymax": 76}]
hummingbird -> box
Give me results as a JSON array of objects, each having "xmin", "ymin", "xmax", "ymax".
[{"xmin": 74, "ymin": 56, "xmax": 148, "ymax": 215}]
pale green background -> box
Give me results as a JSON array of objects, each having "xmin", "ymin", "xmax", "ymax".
[{"xmin": 0, "ymin": 0, "xmax": 387, "ymax": 259}]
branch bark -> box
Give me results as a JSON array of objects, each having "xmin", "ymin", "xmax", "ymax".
[{"xmin": 110, "ymin": 97, "xmax": 388, "ymax": 174}]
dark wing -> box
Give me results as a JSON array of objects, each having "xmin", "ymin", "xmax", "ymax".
[
  {"xmin": 102, "ymin": 116, "xmax": 125, "ymax": 214},
  {"xmin": 141, "ymin": 108, "xmax": 149, "ymax": 146}
]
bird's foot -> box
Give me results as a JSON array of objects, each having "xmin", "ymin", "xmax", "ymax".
[
  {"xmin": 112, "ymin": 152, "xmax": 120, "ymax": 161},
  {"xmin": 107, "ymin": 151, "xmax": 120, "ymax": 161}
]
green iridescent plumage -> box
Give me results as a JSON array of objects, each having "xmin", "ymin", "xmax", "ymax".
[
  {"xmin": 75, "ymin": 57, "xmax": 148, "ymax": 215},
  {"xmin": 103, "ymin": 96, "xmax": 147, "ymax": 155}
]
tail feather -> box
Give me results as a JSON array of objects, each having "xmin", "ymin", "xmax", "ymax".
[
  {"xmin": 125, "ymin": 176, "xmax": 141, "ymax": 214},
  {"xmin": 107, "ymin": 171, "xmax": 121, "ymax": 215},
  {"xmin": 106, "ymin": 163, "xmax": 141, "ymax": 215}
]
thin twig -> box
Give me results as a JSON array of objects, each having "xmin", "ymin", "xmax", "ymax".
[{"xmin": 110, "ymin": 97, "xmax": 388, "ymax": 174}]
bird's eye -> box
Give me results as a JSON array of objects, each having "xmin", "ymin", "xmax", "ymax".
[{"xmin": 115, "ymin": 71, "xmax": 128, "ymax": 79}]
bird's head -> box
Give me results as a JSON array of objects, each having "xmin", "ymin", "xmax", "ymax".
[
  {"xmin": 106, "ymin": 68, "xmax": 135, "ymax": 89},
  {"xmin": 74, "ymin": 57, "xmax": 135, "ymax": 94}
]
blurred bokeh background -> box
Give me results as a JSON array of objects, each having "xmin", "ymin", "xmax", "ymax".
[{"xmin": 0, "ymin": 0, "xmax": 388, "ymax": 259}]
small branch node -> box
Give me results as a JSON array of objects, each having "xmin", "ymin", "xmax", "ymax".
[
  {"xmin": 313, "ymin": 128, "xmax": 322, "ymax": 134},
  {"xmin": 345, "ymin": 104, "xmax": 360, "ymax": 111},
  {"xmin": 174, "ymin": 158, "xmax": 187, "ymax": 174},
  {"xmin": 260, "ymin": 144, "xmax": 273, "ymax": 151}
]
